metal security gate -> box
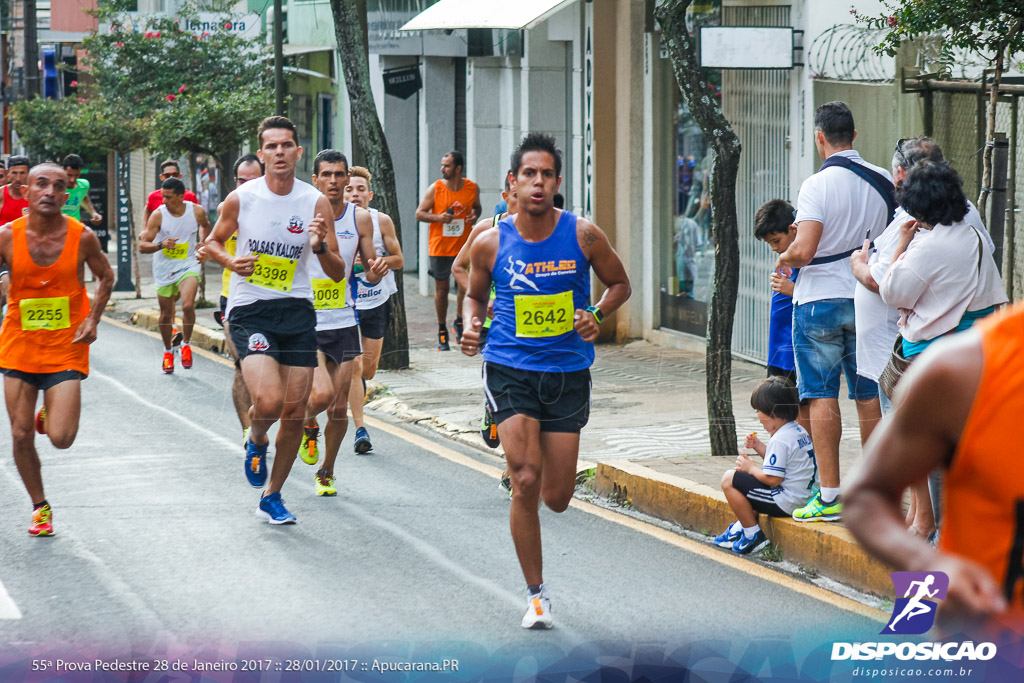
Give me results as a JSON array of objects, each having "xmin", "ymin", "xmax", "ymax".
[{"xmin": 721, "ymin": 4, "xmax": 791, "ymax": 362}]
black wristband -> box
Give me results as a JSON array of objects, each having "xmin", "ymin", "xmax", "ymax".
[{"xmin": 313, "ymin": 241, "xmax": 327, "ymax": 255}]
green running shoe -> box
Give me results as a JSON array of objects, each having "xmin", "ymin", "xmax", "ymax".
[
  {"xmin": 315, "ymin": 469, "xmax": 337, "ymax": 497},
  {"xmin": 791, "ymin": 491, "xmax": 842, "ymax": 522},
  {"xmin": 298, "ymin": 425, "xmax": 320, "ymax": 465}
]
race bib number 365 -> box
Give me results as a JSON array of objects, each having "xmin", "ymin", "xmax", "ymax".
[
  {"xmin": 20, "ymin": 297, "xmax": 71, "ymax": 331},
  {"xmin": 443, "ymin": 218, "xmax": 465, "ymax": 238},
  {"xmin": 514, "ymin": 291, "xmax": 574, "ymax": 338},
  {"xmin": 312, "ymin": 278, "xmax": 348, "ymax": 310},
  {"xmin": 248, "ymin": 253, "xmax": 297, "ymax": 293}
]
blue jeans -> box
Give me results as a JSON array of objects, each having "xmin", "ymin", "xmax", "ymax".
[{"xmin": 793, "ymin": 298, "xmax": 878, "ymax": 401}]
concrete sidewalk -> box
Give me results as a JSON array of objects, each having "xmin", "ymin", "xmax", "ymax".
[{"xmin": 109, "ymin": 263, "xmax": 892, "ymax": 598}]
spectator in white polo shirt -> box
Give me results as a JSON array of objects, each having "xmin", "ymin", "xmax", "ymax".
[{"xmin": 775, "ymin": 101, "xmax": 894, "ymax": 523}]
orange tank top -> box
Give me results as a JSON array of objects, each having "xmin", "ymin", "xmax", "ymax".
[
  {"xmin": 940, "ymin": 302, "xmax": 1024, "ymax": 630},
  {"xmin": 0, "ymin": 217, "xmax": 90, "ymax": 375},
  {"xmin": 428, "ymin": 178, "xmax": 477, "ymax": 257}
]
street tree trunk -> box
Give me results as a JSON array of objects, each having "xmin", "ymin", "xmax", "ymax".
[
  {"xmin": 330, "ymin": 0, "xmax": 409, "ymax": 370},
  {"xmin": 656, "ymin": 0, "xmax": 742, "ymax": 456}
]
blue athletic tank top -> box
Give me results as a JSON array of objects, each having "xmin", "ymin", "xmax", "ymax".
[{"xmin": 482, "ymin": 210, "xmax": 594, "ymax": 372}]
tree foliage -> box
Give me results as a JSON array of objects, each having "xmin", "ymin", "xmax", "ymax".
[{"xmin": 857, "ymin": 1, "xmax": 1024, "ymax": 221}]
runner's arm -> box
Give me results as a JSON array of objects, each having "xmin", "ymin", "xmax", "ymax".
[
  {"xmin": 577, "ymin": 219, "xmax": 631, "ymax": 342},
  {"xmin": 776, "ymin": 220, "xmax": 822, "ymax": 269},
  {"xmin": 355, "ymin": 207, "xmax": 387, "ymax": 285},
  {"xmin": 72, "ymin": 230, "xmax": 114, "ymax": 344},
  {"xmin": 452, "ymin": 219, "xmax": 492, "ymax": 291},
  {"xmin": 311, "ymin": 195, "xmax": 346, "ymax": 282},
  {"xmin": 82, "ymin": 194, "xmax": 103, "ymax": 225},
  {"xmin": 138, "ymin": 210, "xmax": 166, "ymax": 253},
  {"xmin": 204, "ymin": 192, "xmax": 255, "ymax": 274},
  {"xmin": 377, "ymin": 213, "xmax": 404, "ymax": 270},
  {"xmin": 468, "ymin": 186, "xmax": 482, "ymax": 225},
  {"xmin": 460, "ymin": 229, "xmax": 498, "ymax": 357},
  {"xmin": 195, "ymin": 205, "xmax": 212, "ymax": 244},
  {"xmin": 415, "ymin": 184, "xmax": 448, "ymax": 224},
  {"xmin": 845, "ymin": 333, "xmax": 1008, "ymax": 622}
]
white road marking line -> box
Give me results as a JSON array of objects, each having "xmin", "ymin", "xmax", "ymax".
[
  {"xmin": 105, "ymin": 316, "xmax": 886, "ymax": 622},
  {"xmin": 91, "ymin": 370, "xmax": 240, "ymax": 453},
  {"xmin": 0, "ymin": 578, "xmax": 22, "ymax": 619},
  {"xmin": 364, "ymin": 415, "xmax": 887, "ymax": 623}
]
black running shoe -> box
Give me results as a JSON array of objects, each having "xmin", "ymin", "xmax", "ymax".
[
  {"xmin": 438, "ymin": 326, "xmax": 450, "ymax": 351},
  {"xmin": 454, "ymin": 317, "xmax": 464, "ymax": 344},
  {"xmin": 481, "ymin": 403, "xmax": 500, "ymax": 448}
]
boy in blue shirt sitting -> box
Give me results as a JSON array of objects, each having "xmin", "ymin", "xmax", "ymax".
[{"xmin": 713, "ymin": 377, "xmax": 818, "ymax": 554}]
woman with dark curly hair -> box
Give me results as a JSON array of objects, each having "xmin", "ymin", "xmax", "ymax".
[{"xmin": 880, "ymin": 160, "xmax": 1007, "ymax": 361}]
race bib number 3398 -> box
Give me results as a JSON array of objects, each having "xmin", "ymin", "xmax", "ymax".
[
  {"xmin": 248, "ymin": 253, "xmax": 297, "ymax": 293},
  {"xmin": 20, "ymin": 296, "xmax": 71, "ymax": 331},
  {"xmin": 514, "ymin": 291, "xmax": 574, "ymax": 338}
]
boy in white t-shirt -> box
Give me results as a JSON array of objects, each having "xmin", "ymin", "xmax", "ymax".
[{"xmin": 713, "ymin": 377, "xmax": 818, "ymax": 554}]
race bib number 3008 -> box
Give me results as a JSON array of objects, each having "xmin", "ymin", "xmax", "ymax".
[
  {"xmin": 312, "ymin": 278, "xmax": 348, "ymax": 310},
  {"xmin": 514, "ymin": 291, "xmax": 574, "ymax": 338},
  {"xmin": 248, "ymin": 253, "xmax": 297, "ymax": 293},
  {"xmin": 20, "ymin": 296, "xmax": 71, "ymax": 331}
]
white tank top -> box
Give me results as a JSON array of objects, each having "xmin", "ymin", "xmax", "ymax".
[
  {"xmin": 355, "ymin": 208, "xmax": 398, "ymax": 310},
  {"xmin": 309, "ymin": 202, "xmax": 359, "ymax": 330},
  {"xmin": 153, "ymin": 202, "xmax": 200, "ymax": 287},
  {"xmin": 226, "ymin": 177, "xmax": 322, "ymax": 317}
]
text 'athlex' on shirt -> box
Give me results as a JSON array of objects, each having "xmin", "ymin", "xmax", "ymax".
[
  {"xmin": 522, "ymin": 260, "xmax": 578, "ymax": 276},
  {"xmin": 246, "ymin": 240, "xmax": 304, "ymax": 260}
]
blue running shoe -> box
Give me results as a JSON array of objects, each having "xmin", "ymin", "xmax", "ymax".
[
  {"xmin": 354, "ymin": 426, "xmax": 373, "ymax": 455},
  {"xmin": 244, "ymin": 436, "xmax": 268, "ymax": 488},
  {"xmin": 732, "ymin": 529, "xmax": 769, "ymax": 555},
  {"xmin": 712, "ymin": 522, "xmax": 741, "ymax": 548},
  {"xmin": 256, "ymin": 491, "xmax": 296, "ymax": 525}
]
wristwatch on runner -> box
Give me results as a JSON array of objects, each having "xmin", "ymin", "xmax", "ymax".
[
  {"xmin": 313, "ymin": 241, "xmax": 327, "ymax": 255},
  {"xmin": 586, "ymin": 305, "xmax": 604, "ymax": 324}
]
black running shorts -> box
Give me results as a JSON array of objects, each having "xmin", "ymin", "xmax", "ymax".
[
  {"xmin": 731, "ymin": 470, "xmax": 789, "ymax": 517},
  {"xmin": 316, "ymin": 325, "xmax": 363, "ymax": 365},
  {"xmin": 228, "ymin": 298, "xmax": 318, "ymax": 368},
  {"xmin": 483, "ymin": 361, "xmax": 591, "ymax": 433},
  {"xmin": 358, "ymin": 299, "xmax": 391, "ymax": 340},
  {"xmin": 428, "ymin": 255, "xmax": 456, "ymax": 281},
  {"xmin": 0, "ymin": 368, "xmax": 87, "ymax": 390}
]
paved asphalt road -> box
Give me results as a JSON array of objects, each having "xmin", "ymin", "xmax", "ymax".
[{"xmin": 0, "ymin": 319, "xmax": 886, "ymax": 679}]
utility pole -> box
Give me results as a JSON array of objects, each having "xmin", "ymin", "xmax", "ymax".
[
  {"xmin": 24, "ymin": 0, "xmax": 39, "ymax": 98},
  {"xmin": 274, "ymin": 0, "xmax": 284, "ymax": 115}
]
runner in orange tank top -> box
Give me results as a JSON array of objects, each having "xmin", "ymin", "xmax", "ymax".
[
  {"xmin": 846, "ymin": 303, "xmax": 1024, "ymax": 636},
  {"xmin": 415, "ymin": 151, "xmax": 481, "ymax": 350},
  {"xmin": 0, "ymin": 163, "xmax": 114, "ymax": 537}
]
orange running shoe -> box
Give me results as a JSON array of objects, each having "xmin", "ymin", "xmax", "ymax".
[
  {"xmin": 181, "ymin": 344, "xmax": 193, "ymax": 369},
  {"xmin": 162, "ymin": 351, "xmax": 174, "ymax": 374},
  {"xmin": 34, "ymin": 406, "xmax": 46, "ymax": 435},
  {"xmin": 29, "ymin": 504, "xmax": 54, "ymax": 536}
]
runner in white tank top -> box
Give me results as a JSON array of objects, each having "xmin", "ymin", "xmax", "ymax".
[
  {"xmin": 138, "ymin": 178, "xmax": 211, "ymax": 374},
  {"xmin": 343, "ymin": 166, "xmax": 405, "ymax": 454},
  {"xmin": 203, "ymin": 117, "xmax": 351, "ymax": 526},
  {"xmin": 298, "ymin": 151, "xmax": 388, "ymax": 497}
]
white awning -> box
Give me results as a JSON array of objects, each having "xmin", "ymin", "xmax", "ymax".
[{"xmin": 399, "ymin": 0, "xmax": 575, "ymax": 31}]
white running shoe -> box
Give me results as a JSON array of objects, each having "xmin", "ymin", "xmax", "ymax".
[{"xmin": 521, "ymin": 592, "xmax": 553, "ymax": 630}]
